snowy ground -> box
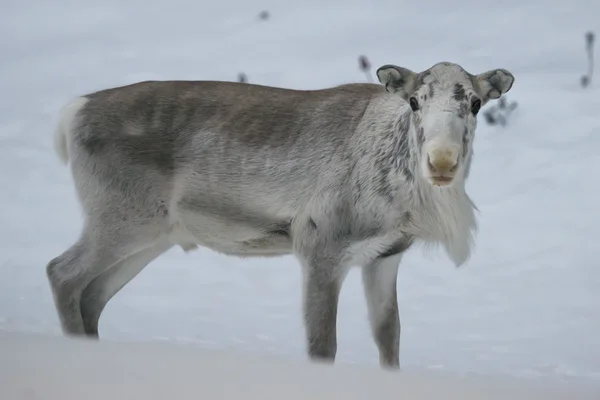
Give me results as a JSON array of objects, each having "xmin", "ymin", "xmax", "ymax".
[
  {"xmin": 3, "ymin": 332, "xmax": 599, "ymax": 400},
  {"xmin": 1, "ymin": 0, "xmax": 599, "ymax": 387}
]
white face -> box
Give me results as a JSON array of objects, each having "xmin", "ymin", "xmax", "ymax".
[
  {"xmin": 409, "ymin": 70, "xmax": 479, "ymax": 187},
  {"xmin": 377, "ymin": 62, "xmax": 515, "ymax": 188}
]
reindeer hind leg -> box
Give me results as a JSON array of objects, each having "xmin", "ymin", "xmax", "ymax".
[{"xmin": 79, "ymin": 240, "xmax": 173, "ymax": 336}]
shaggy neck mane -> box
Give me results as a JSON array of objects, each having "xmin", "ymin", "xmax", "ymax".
[{"xmin": 396, "ymin": 109, "xmax": 478, "ymax": 267}]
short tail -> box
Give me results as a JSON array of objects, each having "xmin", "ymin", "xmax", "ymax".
[{"xmin": 53, "ymin": 97, "xmax": 88, "ymax": 165}]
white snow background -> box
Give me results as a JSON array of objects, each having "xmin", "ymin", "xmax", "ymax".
[{"xmin": 1, "ymin": 0, "xmax": 599, "ymax": 386}]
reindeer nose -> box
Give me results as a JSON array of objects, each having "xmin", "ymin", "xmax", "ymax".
[{"xmin": 427, "ymin": 150, "xmax": 458, "ymax": 174}]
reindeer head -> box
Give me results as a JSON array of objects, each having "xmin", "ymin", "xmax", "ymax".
[{"xmin": 377, "ymin": 61, "xmax": 514, "ymax": 187}]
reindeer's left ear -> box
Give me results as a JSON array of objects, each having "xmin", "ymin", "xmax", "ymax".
[{"xmin": 475, "ymin": 69, "xmax": 515, "ymax": 101}]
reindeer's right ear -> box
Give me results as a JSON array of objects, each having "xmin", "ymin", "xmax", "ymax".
[
  {"xmin": 474, "ymin": 69, "xmax": 515, "ymax": 102},
  {"xmin": 376, "ymin": 65, "xmax": 418, "ymax": 100}
]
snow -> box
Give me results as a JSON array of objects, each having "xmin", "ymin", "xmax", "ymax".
[
  {"xmin": 1, "ymin": 0, "xmax": 599, "ymax": 388},
  {"xmin": 3, "ymin": 332, "xmax": 599, "ymax": 400}
]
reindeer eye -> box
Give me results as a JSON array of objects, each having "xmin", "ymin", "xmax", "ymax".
[
  {"xmin": 409, "ymin": 97, "xmax": 419, "ymax": 112},
  {"xmin": 471, "ymin": 99, "xmax": 481, "ymax": 115}
]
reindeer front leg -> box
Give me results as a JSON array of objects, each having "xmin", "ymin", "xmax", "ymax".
[
  {"xmin": 301, "ymin": 261, "xmax": 345, "ymax": 361},
  {"xmin": 293, "ymin": 212, "xmax": 350, "ymax": 364},
  {"xmin": 361, "ymin": 253, "xmax": 403, "ymax": 369}
]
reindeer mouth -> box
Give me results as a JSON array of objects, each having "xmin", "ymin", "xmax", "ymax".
[{"xmin": 430, "ymin": 176, "xmax": 454, "ymax": 186}]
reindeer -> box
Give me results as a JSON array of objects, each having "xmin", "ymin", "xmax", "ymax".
[{"xmin": 46, "ymin": 61, "xmax": 514, "ymax": 369}]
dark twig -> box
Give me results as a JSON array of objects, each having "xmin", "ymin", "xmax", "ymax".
[
  {"xmin": 358, "ymin": 55, "xmax": 373, "ymax": 83},
  {"xmin": 483, "ymin": 97, "xmax": 518, "ymax": 127},
  {"xmin": 581, "ymin": 31, "xmax": 594, "ymax": 87}
]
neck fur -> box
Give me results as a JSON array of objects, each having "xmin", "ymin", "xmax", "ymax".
[{"xmin": 401, "ymin": 111, "xmax": 479, "ymax": 267}]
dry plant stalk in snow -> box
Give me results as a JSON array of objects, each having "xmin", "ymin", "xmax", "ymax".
[
  {"xmin": 359, "ymin": 55, "xmax": 373, "ymax": 82},
  {"xmin": 581, "ymin": 31, "xmax": 595, "ymax": 87},
  {"xmin": 46, "ymin": 61, "xmax": 514, "ymax": 369}
]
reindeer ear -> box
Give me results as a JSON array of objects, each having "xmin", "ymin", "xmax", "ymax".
[
  {"xmin": 376, "ymin": 64, "xmax": 418, "ymax": 100},
  {"xmin": 475, "ymin": 69, "xmax": 515, "ymax": 101}
]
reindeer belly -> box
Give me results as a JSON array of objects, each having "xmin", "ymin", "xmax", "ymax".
[{"xmin": 170, "ymin": 195, "xmax": 293, "ymax": 257}]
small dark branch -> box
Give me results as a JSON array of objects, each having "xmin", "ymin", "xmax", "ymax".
[
  {"xmin": 581, "ymin": 31, "xmax": 594, "ymax": 88},
  {"xmin": 497, "ymin": 97, "xmax": 507, "ymax": 109},
  {"xmin": 500, "ymin": 102, "xmax": 518, "ymax": 127},
  {"xmin": 482, "ymin": 97, "xmax": 518, "ymax": 127},
  {"xmin": 483, "ymin": 110, "xmax": 494, "ymax": 125},
  {"xmin": 358, "ymin": 55, "xmax": 373, "ymax": 83}
]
